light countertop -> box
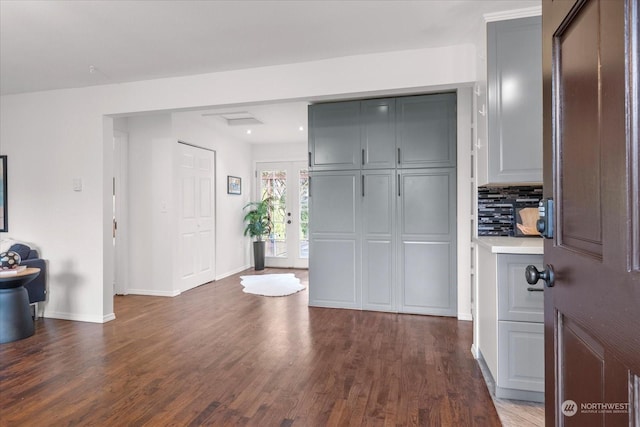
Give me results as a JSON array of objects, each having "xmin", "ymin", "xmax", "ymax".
[{"xmin": 474, "ymin": 236, "xmax": 544, "ymax": 254}]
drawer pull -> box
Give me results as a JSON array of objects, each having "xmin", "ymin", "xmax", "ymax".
[{"xmin": 527, "ymin": 287, "xmax": 544, "ymax": 292}]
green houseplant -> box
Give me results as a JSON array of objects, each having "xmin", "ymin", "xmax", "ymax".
[{"xmin": 243, "ymin": 198, "xmax": 273, "ymax": 270}]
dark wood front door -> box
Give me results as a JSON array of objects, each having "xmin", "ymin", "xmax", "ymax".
[{"xmin": 542, "ymin": 0, "xmax": 640, "ymax": 425}]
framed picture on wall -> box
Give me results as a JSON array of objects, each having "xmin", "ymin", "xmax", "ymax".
[
  {"xmin": 227, "ymin": 176, "xmax": 241, "ymax": 195},
  {"xmin": 0, "ymin": 156, "xmax": 7, "ymax": 232}
]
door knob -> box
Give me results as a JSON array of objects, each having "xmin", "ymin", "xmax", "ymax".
[
  {"xmin": 287, "ymin": 220, "xmax": 292, "ymax": 224},
  {"xmin": 525, "ymin": 264, "xmax": 555, "ymax": 287}
]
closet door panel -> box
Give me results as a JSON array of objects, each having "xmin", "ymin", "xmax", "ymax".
[
  {"xmin": 308, "ymin": 101, "xmax": 360, "ymax": 171},
  {"xmin": 396, "ymin": 93, "xmax": 456, "ymax": 169},
  {"xmin": 309, "ymin": 171, "xmax": 361, "ymax": 308},
  {"xmin": 362, "ymin": 170, "xmax": 395, "ymax": 311},
  {"xmin": 362, "ymin": 99, "xmax": 396, "ymax": 169},
  {"xmin": 401, "ymin": 242, "xmax": 454, "ymax": 314},
  {"xmin": 398, "ymin": 169, "xmax": 457, "ymax": 316}
]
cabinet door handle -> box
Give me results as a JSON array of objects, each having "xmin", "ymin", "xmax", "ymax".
[
  {"xmin": 527, "ymin": 287, "xmax": 544, "ymax": 292},
  {"xmin": 397, "ymin": 174, "xmax": 401, "ymax": 196},
  {"xmin": 308, "ymin": 152, "xmax": 312, "ymax": 167},
  {"xmin": 362, "ymin": 149, "xmax": 365, "ymax": 166},
  {"xmin": 362, "ymin": 175, "xmax": 365, "ymax": 197},
  {"xmin": 308, "ymin": 177, "xmax": 311, "ymax": 197},
  {"xmin": 397, "ymin": 147, "xmax": 401, "ymax": 164}
]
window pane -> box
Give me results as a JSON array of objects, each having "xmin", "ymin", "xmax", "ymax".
[
  {"xmin": 260, "ymin": 170, "xmax": 287, "ymax": 258},
  {"xmin": 299, "ymin": 169, "xmax": 309, "ymax": 258}
]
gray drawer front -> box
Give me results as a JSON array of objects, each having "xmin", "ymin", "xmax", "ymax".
[{"xmin": 498, "ymin": 254, "xmax": 544, "ymax": 322}]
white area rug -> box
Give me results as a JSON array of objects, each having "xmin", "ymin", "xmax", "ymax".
[{"xmin": 240, "ymin": 273, "xmax": 306, "ymax": 297}]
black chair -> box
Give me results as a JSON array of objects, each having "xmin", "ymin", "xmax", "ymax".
[{"xmin": 8, "ymin": 243, "xmax": 47, "ymax": 319}]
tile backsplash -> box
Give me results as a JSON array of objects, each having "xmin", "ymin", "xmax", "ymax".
[{"xmin": 478, "ymin": 185, "xmax": 543, "ymax": 236}]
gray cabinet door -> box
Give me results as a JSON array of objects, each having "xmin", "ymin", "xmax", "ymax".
[
  {"xmin": 308, "ymin": 171, "xmax": 361, "ymax": 308},
  {"xmin": 398, "ymin": 169, "xmax": 457, "ymax": 316},
  {"xmin": 497, "ymin": 254, "xmax": 544, "ymax": 323},
  {"xmin": 497, "ymin": 321, "xmax": 545, "ymax": 394},
  {"xmin": 396, "ymin": 93, "xmax": 456, "ymax": 169},
  {"xmin": 487, "ymin": 17, "xmax": 542, "ymax": 183},
  {"xmin": 308, "ymin": 101, "xmax": 360, "ymax": 171},
  {"xmin": 362, "ymin": 170, "xmax": 395, "ymax": 311},
  {"xmin": 362, "ymin": 99, "xmax": 396, "ymax": 169}
]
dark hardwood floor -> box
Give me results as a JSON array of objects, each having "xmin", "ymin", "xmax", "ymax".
[{"xmin": 0, "ymin": 268, "xmax": 500, "ymax": 426}]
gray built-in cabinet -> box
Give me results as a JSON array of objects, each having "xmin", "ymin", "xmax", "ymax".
[
  {"xmin": 483, "ymin": 16, "xmax": 542, "ymax": 184},
  {"xmin": 477, "ymin": 249, "xmax": 545, "ymax": 402},
  {"xmin": 308, "ymin": 93, "xmax": 457, "ymax": 315}
]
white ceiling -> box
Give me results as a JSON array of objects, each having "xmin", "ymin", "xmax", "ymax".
[{"xmin": 0, "ymin": 0, "xmax": 539, "ymax": 144}]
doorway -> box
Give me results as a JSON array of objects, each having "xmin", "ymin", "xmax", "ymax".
[{"xmin": 256, "ymin": 161, "xmax": 309, "ymax": 269}]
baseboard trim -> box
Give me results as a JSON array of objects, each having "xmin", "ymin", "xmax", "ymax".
[
  {"xmin": 44, "ymin": 311, "xmax": 109, "ymax": 324},
  {"xmin": 126, "ymin": 289, "xmax": 181, "ymax": 297},
  {"xmin": 458, "ymin": 313, "xmax": 473, "ymax": 321},
  {"xmin": 215, "ymin": 264, "xmax": 251, "ymax": 281},
  {"xmin": 103, "ymin": 313, "xmax": 116, "ymax": 323},
  {"xmin": 471, "ymin": 343, "xmax": 480, "ymax": 359}
]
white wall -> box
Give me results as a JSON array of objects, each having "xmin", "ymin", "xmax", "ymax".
[
  {"xmin": 126, "ymin": 114, "xmax": 177, "ymax": 296},
  {"xmin": 0, "ymin": 45, "xmax": 476, "ymax": 322}
]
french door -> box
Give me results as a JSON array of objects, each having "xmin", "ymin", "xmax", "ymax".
[{"xmin": 256, "ymin": 161, "xmax": 309, "ymax": 269}]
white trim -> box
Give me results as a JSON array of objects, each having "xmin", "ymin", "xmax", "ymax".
[
  {"xmin": 113, "ymin": 130, "xmax": 129, "ymax": 296},
  {"xmin": 483, "ymin": 6, "xmax": 541, "ymax": 22},
  {"xmin": 215, "ymin": 264, "xmax": 251, "ymax": 281},
  {"xmin": 44, "ymin": 311, "xmax": 114, "ymax": 323},
  {"xmin": 126, "ymin": 288, "xmax": 181, "ymax": 297},
  {"xmin": 471, "ymin": 344, "xmax": 480, "ymax": 359},
  {"xmin": 458, "ymin": 313, "xmax": 473, "ymax": 321}
]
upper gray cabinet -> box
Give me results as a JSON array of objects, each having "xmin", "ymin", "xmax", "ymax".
[
  {"xmin": 484, "ymin": 16, "xmax": 542, "ymax": 184},
  {"xmin": 361, "ymin": 98, "xmax": 396, "ymax": 169},
  {"xmin": 308, "ymin": 101, "xmax": 361, "ymax": 171},
  {"xmin": 309, "ymin": 93, "xmax": 456, "ymax": 171},
  {"xmin": 397, "ymin": 93, "xmax": 457, "ymax": 169}
]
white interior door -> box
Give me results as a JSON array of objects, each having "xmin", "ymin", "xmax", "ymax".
[
  {"xmin": 257, "ymin": 161, "xmax": 309, "ymax": 269},
  {"xmin": 178, "ymin": 142, "xmax": 216, "ymax": 292}
]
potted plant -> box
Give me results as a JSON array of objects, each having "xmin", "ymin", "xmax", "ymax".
[{"xmin": 243, "ymin": 197, "xmax": 273, "ymax": 270}]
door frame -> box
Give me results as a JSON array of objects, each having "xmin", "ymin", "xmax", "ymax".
[
  {"xmin": 113, "ymin": 130, "xmax": 129, "ymax": 295},
  {"xmin": 255, "ymin": 161, "xmax": 309, "ymax": 269}
]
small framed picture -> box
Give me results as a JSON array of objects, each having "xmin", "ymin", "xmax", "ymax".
[{"xmin": 227, "ymin": 176, "xmax": 241, "ymax": 195}]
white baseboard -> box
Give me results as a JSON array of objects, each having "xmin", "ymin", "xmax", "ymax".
[
  {"xmin": 44, "ymin": 311, "xmax": 110, "ymax": 324},
  {"xmin": 103, "ymin": 313, "xmax": 116, "ymax": 322},
  {"xmin": 458, "ymin": 312, "xmax": 473, "ymax": 321},
  {"xmin": 215, "ymin": 264, "xmax": 250, "ymax": 281},
  {"xmin": 471, "ymin": 343, "xmax": 480, "ymax": 359},
  {"xmin": 126, "ymin": 288, "xmax": 181, "ymax": 297}
]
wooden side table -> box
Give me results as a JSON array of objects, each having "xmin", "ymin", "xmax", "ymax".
[{"xmin": 0, "ymin": 267, "xmax": 41, "ymax": 344}]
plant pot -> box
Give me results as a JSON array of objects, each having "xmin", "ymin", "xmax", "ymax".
[{"xmin": 253, "ymin": 241, "xmax": 266, "ymax": 271}]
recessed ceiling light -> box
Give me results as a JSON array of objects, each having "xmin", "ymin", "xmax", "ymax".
[
  {"xmin": 246, "ymin": 129, "xmax": 252, "ymax": 135},
  {"xmin": 298, "ymin": 126, "xmax": 304, "ymax": 131}
]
